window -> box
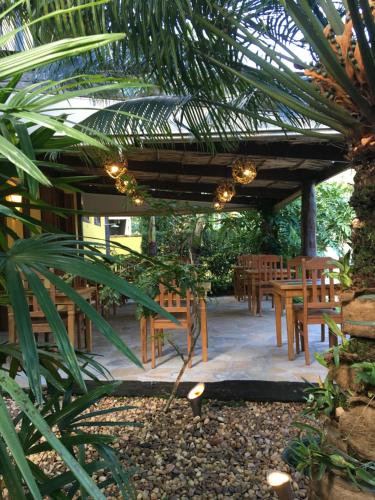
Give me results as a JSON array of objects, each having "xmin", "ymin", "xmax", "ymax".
[
  {"xmin": 93, "ymin": 216, "xmax": 101, "ymax": 226},
  {"xmin": 82, "ymin": 215, "xmax": 90, "ymax": 223},
  {"xmin": 108, "ymin": 217, "xmax": 132, "ymax": 236}
]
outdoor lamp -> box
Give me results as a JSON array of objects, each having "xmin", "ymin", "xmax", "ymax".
[
  {"xmin": 213, "ymin": 198, "xmax": 225, "ymax": 211},
  {"xmin": 115, "ymin": 174, "xmax": 137, "ymax": 195},
  {"xmin": 232, "ymin": 158, "xmax": 257, "ymax": 185},
  {"xmin": 104, "ymin": 160, "xmax": 128, "ymax": 179},
  {"xmin": 215, "ymin": 182, "xmax": 236, "ymax": 203},
  {"xmin": 187, "ymin": 382, "xmax": 205, "ymax": 417},
  {"xmin": 267, "ymin": 471, "xmax": 293, "ymax": 500},
  {"xmin": 132, "ymin": 194, "xmax": 145, "ymax": 206}
]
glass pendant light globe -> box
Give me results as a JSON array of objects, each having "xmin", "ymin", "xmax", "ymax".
[
  {"xmin": 215, "ymin": 182, "xmax": 236, "ymax": 202},
  {"xmin": 232, "ymin": 158, "xmax": 257, "ymax": 185},
  {"xmin": 104, "ymin": 160, "xmax": 128, "ymax": 179}
]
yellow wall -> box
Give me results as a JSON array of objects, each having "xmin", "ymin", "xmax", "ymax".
[
  {"xmin": 82, "ymin": 217, "xmax": 106, "ymax": 252},
  {"xmin": 110, "ymin": 235, "xmax": 142, "ymax": 255},
  {"xmin": 82, "ymin": 217, "xmax": 142, "ymax": 255}
]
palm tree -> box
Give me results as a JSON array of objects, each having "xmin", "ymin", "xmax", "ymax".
[
  {"xmin": 14, "ymin": 1, "xmax": 375, "ymax": 496},
  {"xmin": 9, "ymin": 1, "xmax": 374, "ymax": 286},
  {"xmin": 0, "ymin": 3, "xmax": 179, "ymax": 496}
]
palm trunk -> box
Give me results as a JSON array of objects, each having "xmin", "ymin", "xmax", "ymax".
[{"xmin": 350, "ymin": 159, "xmax": 375, "ymax": 288}]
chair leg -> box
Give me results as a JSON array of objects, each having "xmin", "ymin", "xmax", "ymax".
[
  {"xmin": 295, "ymin": 321, "xmax": 300, "ymax": 354},
  {"xmin": 140, "ymin": 318, "xmax": 148, "ymax": 364},
  {"xmin": 257, "ymin": 290, "xmax": 262, "ymax": 316},
  {"xmin": 321, "ymin": 324, "xmax": 325, "ymax": 342},
  {"xmin": 157, "ymin": 330, "xmax": 163, "ymax": 357},
  {"xmin": 187, "ymin": 327, "xmax": 193, "ymax": 368},
  {"xmin": 271, "ymin": 295, "xmax": 274, "ymax": 309},
  {"xmin": 302, "ymin": 324, "xmax": 310, "ymax": 365},
  {"xmin": 85, "ymin": 316, "xmax": 93, "ymax": 352},
  {"xmin": 329, "ymin": 328, "xmax": 338, "ymax": 347},
  {"xmin": 151, "ymin": 324, "xmax": 156, "ymax": 369}
]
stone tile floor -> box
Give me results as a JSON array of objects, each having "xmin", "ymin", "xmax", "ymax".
[{"xmin": 93, "ymin": 296, "xmax": 327, "ymax": 383}]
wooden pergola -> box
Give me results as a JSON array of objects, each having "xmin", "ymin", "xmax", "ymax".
[{"xmin": 59, "ymin": 132, "xmax": 349, "ymax": 256}]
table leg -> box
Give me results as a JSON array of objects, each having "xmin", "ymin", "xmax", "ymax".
[
  {"xmin": 67, "ymin": 305, "xmax": 75, "ymax": 347},
  {"xmin": 200, "ymin": 298, "xmax": 208, "ymax": 362},
  {"xmin": 285, "ymin": 297, "xmax": 295, "ymax": 361},
  {"xmin": 274, "ymin": 293, "xmax": 282, "ymax": 347}
]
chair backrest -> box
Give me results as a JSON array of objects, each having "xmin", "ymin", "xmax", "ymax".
[
  {"xmin": 155, "ymin": 283, "xmax": 192, "ymax": 315},
  {"xmin": 238, "ymin": 254, "xmax": 257, "ymax": 269},
  {"xmin": 287, "ymin": 256, "xmax": 311, "ymax": 279},
  {"xmin": 301, "ymin": 258, "xmax": 340, "ymax": 311},
  {"xmin": 258, "ymin": 255, "xmax": 283, "ymax": 281}
]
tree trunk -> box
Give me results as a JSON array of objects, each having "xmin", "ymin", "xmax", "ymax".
[
  {"xmin": 148, "ymin": 216, "xmax": 157, "ymax": 257},
  {"xmin": 301, "ymin": 181, "xmax": 317, "ymax": 257},
  {"xmin": 350, "ymin": 159, "xmax": 375, "ymax": 288}
]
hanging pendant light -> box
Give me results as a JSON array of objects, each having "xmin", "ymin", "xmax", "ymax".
[
  {"xmin": 232, "ymin": 158, "xmax": 257, "ymax": 185},
  {"xmin": 213, "ymin": 198, "xmax": 225, "ymax": 211},
  {"xmin": 215, "ymin": 181, "xmax": 236, "ymax": 203},
  {"xmin": 104, "ymin": 159, "xmax": 128, "ymax": 179},
  {"xmin": 115, "ymin": 173, "xmax": 137, "ymax": 195},
  {"xmin": 132, "ymin": 194, "xmax": 145, "ymax": 206}
]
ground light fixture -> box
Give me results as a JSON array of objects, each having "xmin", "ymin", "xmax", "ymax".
[
  {"xmin": 267, "ymin": 471, "xmax": 293, "ymax": 500},
  {"xmin": 104, "ymin": 160, "xmax": 128, "ymax": 179},
  {"xmin": 232, "ymin": 158, "xmax": 257, "ymax": 185},
  {"xmin": 187, "ymin": 382, "xmax": 205, "ymax": 417},
  {"xmin": 215, "ymin": 182, "xmax": 236, "ymax": 203}
]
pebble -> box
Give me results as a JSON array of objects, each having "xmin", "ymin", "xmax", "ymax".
[{"xmin": 12, "ymin": 397, "xmax": 309, "ymax": 499}]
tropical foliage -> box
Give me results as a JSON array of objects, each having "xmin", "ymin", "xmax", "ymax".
[
  {"xmin": 136, "ymin": 181, "xmax": 353, "ymax": 293},
  {"xmin": 0, "ymin": 2, "xmax": 176, "ymax": 496},
  {"xmin": 11, "ymin": 0, "xmax": 372, "ymax": 286}
]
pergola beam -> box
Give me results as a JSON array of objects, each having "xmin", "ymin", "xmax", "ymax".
[
  {"xmin": 81, "ymin": 184, "xmax": 260, "ymax": 206},
  {"xmin": 68, "ymin": 160, "xmax": 347, "ymax": 184},
  {"xmin": 151, "ymin": 138, "xmax": 347, "ymax": 161},
  {"xmin": 79, "ymin": 180, "xmax": 288, "ymax": 199}
]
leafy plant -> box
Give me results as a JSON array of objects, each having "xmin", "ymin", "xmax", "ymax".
[
  {"xmin": 286, "ymin": 425, "xmax": 375, "ymax": 491},
  {"xmin": 323, "ymin": 314, "xmax": 349, "ymax": 367},
  {"xmin": 133, "ymin": 255, "xmax": 205, "ymax": 318},
  {"xmin": 352, "ymin": 362, "xmax": 375, "ymax": 388},
  {"xmin": 325, "ymin": 251, "xmax": 353, "ymax": 289},
  {"xmin": 0, "ymin": 345, "xmax": 138, "ymax": 498},
  {"xmin": 302, "ymin": 377, "xmax": 348, "ymax": 418}
]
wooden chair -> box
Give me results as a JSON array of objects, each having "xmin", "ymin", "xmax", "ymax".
[
  {"xmin": 253, "ymin": 255, "xmax": 284, "ymax": 315},
  {"xmin": 143, "ymin": 284, "xmax": 194, "ymax": 369},
  {"xmin": 8, "ymin": 273, "xmax": 93, "ymax": 351},
  {"xmin": 287, "ymin": 256, "xmax": 312, "ymax": 279},
  {"xmin": 294, "ymin": 258, "xmax": 342, "ymax": 365}
]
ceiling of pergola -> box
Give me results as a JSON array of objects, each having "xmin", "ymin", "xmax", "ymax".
[{"xmin": 61, "ymin": 133, "xmax": 349, "ymax": 213}]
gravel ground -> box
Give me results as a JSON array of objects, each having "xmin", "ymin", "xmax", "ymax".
[{"xmin": 8, "ymin": 397, "xmax": 310, "ymax": 499}]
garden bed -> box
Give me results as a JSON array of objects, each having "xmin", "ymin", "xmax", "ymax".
[{"xmin": 28, "ymin": 397, "xmax": 308, "ymax": 499}]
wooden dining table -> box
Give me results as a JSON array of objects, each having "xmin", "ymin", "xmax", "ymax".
[
  {"xmin": 7, "ymin": 286, "xmax": 97, "ymax": 350},
  {"xmin": 270, "ymin": 279, "xmax": 340, "ymax": 361}
]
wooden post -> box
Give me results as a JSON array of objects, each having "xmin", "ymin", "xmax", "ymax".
[{"xmin": 301, "ymin": 181, "xmax": 317, "ymax": 257}]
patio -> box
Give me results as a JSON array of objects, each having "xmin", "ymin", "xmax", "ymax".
[{"xmin": 94, "ymin": 296, "xmax": 326, "ymax": 384}]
